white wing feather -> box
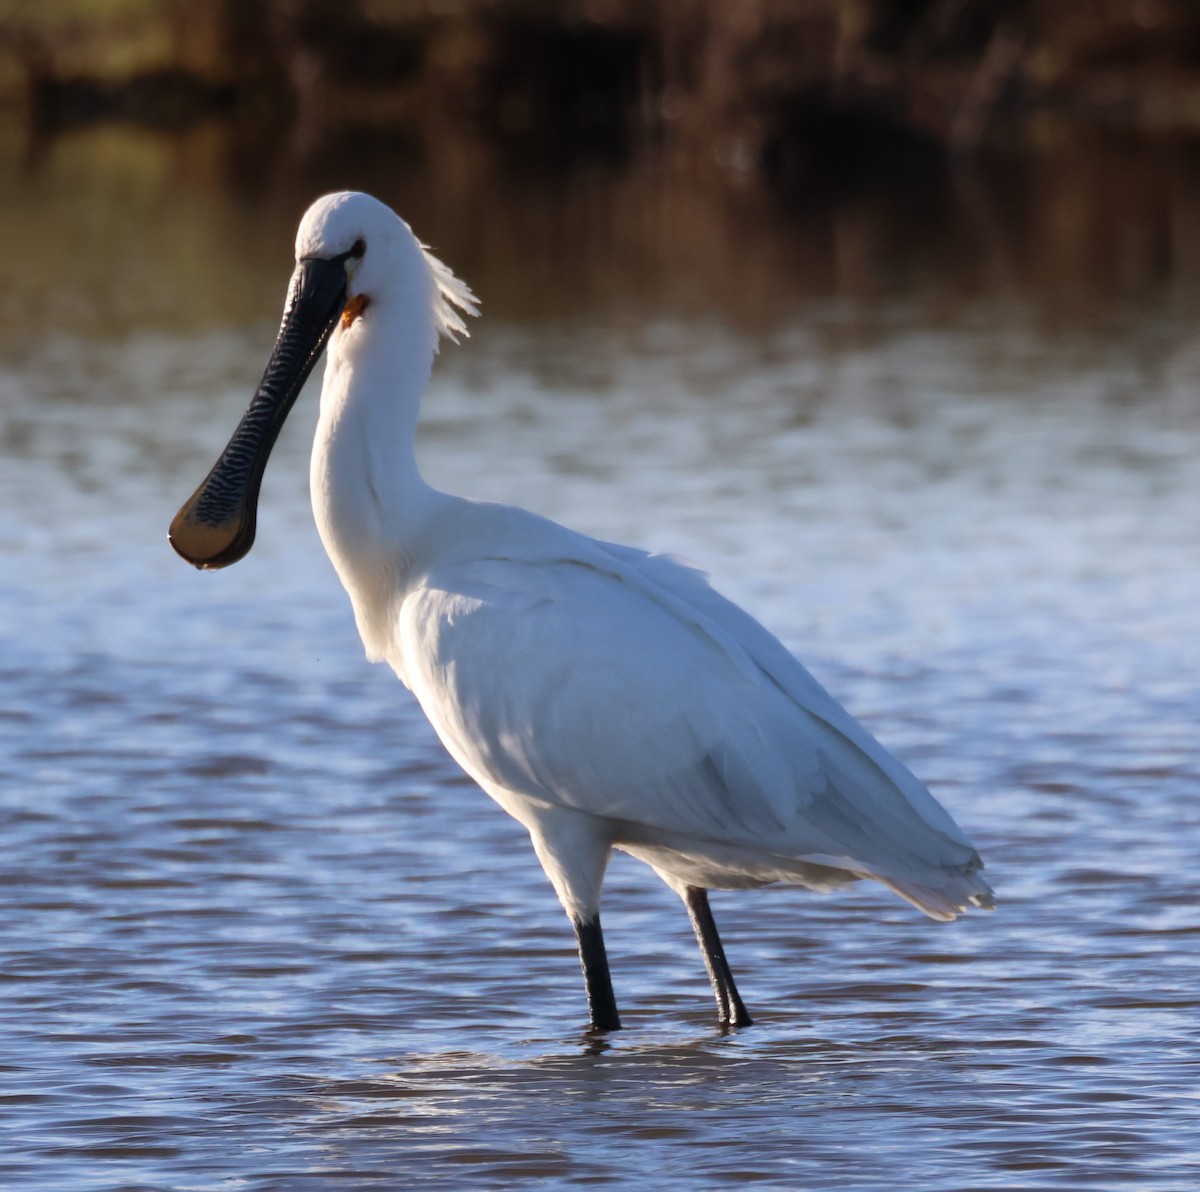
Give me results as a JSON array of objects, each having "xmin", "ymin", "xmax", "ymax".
[{"xmin": 399, "ymin": 505, "xmax": 991, "ymax": 919}]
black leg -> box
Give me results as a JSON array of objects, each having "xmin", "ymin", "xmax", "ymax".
[
  {"xmin": 684, "ymin": 886, "xmax": 752, "ymax": 1028},
  {"xmin": 572, "ymin": 914, "xmax": 621, "ymax": 1032}
]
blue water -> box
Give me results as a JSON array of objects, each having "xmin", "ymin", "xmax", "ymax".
[{"xmin": 2, "ymin": 130, "xmax": 1199, "ymax": 1189}]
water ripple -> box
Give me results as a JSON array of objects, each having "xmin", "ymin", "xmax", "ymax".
[{"xmin": 3, "ymin": 301, "xmax": 1200, "ymax": 1186}]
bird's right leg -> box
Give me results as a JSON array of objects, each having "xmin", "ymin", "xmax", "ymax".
[{"xmin": 683, "ymin": 886, "xmax": 752, "ymax": 1028}]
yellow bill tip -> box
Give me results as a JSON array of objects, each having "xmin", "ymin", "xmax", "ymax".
[{"xmin": 168, "ymin": 497, "xmax": 252, "ymax": 570}]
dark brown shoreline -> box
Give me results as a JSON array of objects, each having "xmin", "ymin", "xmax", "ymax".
[{"xmin": 8, "ymin": 1, "xmax": 1200, "ymax": 180}]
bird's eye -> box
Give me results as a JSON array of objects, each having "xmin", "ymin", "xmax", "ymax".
[{"xmin": 350, "ymin": 238, "xmax": 366, "ymax": 259}]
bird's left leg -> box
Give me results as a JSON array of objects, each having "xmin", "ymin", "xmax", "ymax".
[
  {"xmin": 683, "ymin": 886, "xmax": 753, "ymax": 1028},
  {"xmin": 572, "ymin": 914, "xmax": 620, "ymax": 1033},
  {"xmin": 527, "ymin": 811, "xmax": 621, "ymax": 1032}
]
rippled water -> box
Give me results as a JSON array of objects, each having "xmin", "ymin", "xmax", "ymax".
[{"xmin": 3, "ymin": 128, "xmax": 1200, "ymax": 1188}]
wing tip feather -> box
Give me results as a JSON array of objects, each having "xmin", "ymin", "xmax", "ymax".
[{"xmin": 882, "ymin": 871, "xmax": 996, "ymax": 921}]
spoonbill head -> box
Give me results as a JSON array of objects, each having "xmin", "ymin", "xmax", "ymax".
[
  {"xmin": 169, "ymin": 192, "xmax": 473, "ymax": 571},
  {"xmin": 170, "ymin": 191, "xmax": 993, "ymax": 1034}
]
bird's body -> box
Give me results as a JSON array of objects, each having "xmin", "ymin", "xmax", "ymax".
[{"xmin": 171, "ymin": 191, "xmax": 992, "ymax": 1032}]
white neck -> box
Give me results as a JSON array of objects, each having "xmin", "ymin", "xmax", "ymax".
[{"xmin": 310, "ymin": 293, "xmax": 442, "ymax": 661}]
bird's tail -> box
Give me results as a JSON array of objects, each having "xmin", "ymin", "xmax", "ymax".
[{"xmin": 880, "ymin": 867, "xmax": 995, "ymax": 922}]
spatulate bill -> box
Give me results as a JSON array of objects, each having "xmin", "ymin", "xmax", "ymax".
[{"xmin": 169, "ymin": 256, "xmax": 349, "ymax": 569}]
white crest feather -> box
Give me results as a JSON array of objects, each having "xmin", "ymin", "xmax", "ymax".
[{"xmin": 422, "ymin": 244, "xmax": 479, "ymax": 349}]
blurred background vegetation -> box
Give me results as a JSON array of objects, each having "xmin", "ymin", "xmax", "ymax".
[
  {"xmin": 4, "ymin": 0, "xmax": 1200, "ymax": 344},
  {"xmin": 5, "ymin": 1, "xmax": 1200, "ymax": 162}
]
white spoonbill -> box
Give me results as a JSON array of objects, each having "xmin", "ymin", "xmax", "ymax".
[{"xmin": 170, "ymin": 191, "xmax": 993, "ymax": 1032}]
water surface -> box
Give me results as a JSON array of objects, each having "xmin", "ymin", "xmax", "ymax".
[{"xmin": 2, "ymin": 125, "xmax": 1199, "ymax": 1188}]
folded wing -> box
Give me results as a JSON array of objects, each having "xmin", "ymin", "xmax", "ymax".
[{"xmin": 400, "ymin": 524, "xmax": 992, "ymax": 919}]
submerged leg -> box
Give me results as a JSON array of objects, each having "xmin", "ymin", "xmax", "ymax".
[
  {"xmin": 684, "ymin": 886, "xmax": 752, "ymax": 1028},
  {"xmin": 572, "ymin": 914, "xmax": 621, "ymax": 1032}
]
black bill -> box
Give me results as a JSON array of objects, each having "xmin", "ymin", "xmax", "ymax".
[{"xmin": 168, "ymin": 255, "xmax": 348, "ymax": 569}]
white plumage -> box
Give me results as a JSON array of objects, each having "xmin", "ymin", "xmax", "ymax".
[{"xmin": 173, "ymin": 190, "xmax": 992, "ymax": 1031}]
